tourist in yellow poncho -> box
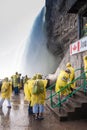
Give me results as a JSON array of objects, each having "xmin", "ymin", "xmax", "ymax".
[
  {"xmin": 11, "ymin": 72, "xmax": 19, "ymax": 95},
  {"xmin": 55, "ymin": 69, "xmax": 71, "ymax": 98},
  {"xmin": 83, "ymin": 55, "xmax": 87, "ymax": 78},
  {"xmin": 0, "ymin": 77, "xmax": 12, "ymax": 108},
  {"xmin": 24, "ymin": 73, "xmax": 48, "ymax": 120},
  {"xmin": 17, "ymin": 73, "xmax": 21, "ymax": 90},
  {"xmin": 66, "ymin": 62, "xmax": 75, "ymax": 92},
  {"xmin": 24, "ymin": 75, "xmax": 37, "ymax": 115},
  {"xmin": 24, "ymin": 75, "xmax": 29, "ymax": 101}
]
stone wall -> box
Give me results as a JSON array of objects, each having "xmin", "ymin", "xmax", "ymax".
[
  {"xmin": 45, "ymin": 0, "xmax": 87, "ymax": 82},
  {"xmin": 45, "ymin": 0, "xmax": 78, "ymax": 56}
]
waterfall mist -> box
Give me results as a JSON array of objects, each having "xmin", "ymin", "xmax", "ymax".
[{"xmin": 21, "ymin": 7, "xmax": 58, "ymax": 77}]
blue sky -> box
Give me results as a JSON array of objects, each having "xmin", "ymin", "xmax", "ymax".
[{"xmin": 0, "ymin": 0, "xmax": 45, "ymax": 78}]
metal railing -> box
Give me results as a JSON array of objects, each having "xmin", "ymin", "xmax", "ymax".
[{"xmin": 46, "ymin": 68, "xmax": 87, "ymax": 108}]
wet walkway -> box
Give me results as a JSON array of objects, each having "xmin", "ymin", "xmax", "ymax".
[{"xmin": 0, "ymin": 90, "xmax": 87, "ymax": 130}]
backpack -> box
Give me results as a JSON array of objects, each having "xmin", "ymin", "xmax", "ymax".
[{"xmin": 32, "ymin": 80, "xmax": 44, "ymax": 95}]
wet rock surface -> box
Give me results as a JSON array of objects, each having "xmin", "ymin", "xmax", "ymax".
[{"xmin": 0, "ymin": 90, "xmax": 87, "ymax": 130}]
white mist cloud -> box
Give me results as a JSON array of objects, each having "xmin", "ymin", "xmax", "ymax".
[{"xmin": 21, "ymin": 8, "xmax": 59, "ymax": 78}]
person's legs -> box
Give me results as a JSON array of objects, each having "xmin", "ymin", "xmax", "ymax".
[
  {"xmin": 28, "ymin": 102, "xmax": 33, "ymax": 115},
  {"xmin": 0, "ymin": 98, "xmax": 5, "ymax": 108},
  {"xmin": 7, "ymin": 99, "xmax": 11, "ymax": 108},
  {"xmin": 33, "ymin": 104, "xmax": 39, "ymax": 119},
  {"xmin": 14, "ymin": 86, "xmax": 19, "ymax": 95},
  {"xmin": 38, "ymin": 104, "xmax": 44, "ymax": 119}
]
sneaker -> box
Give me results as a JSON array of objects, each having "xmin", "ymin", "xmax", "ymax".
[{"xmin": 38, "ymin": 116, "xmax": 44, "ymax": 120}]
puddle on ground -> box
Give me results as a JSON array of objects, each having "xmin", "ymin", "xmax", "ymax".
[{"xmin": 0, "ymin": 91, "xmax": 87, "ymax": 130}]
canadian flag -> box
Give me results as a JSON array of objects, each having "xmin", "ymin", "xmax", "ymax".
[
  {"xmin": 70, "ymin": 41, "xmax": 80, "ymax": 55},
  {"xmin": 70, "ymin": 36, "xmax": 87, "ymax": 55}
]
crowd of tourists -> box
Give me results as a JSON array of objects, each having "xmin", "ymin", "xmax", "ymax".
[{"xmin": 0, "ymin": 55, "xmax": 87, "ymax": 120}]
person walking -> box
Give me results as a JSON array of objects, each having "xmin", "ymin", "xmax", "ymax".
[
  {"xmin": 66, "ymin": 62, "xmax": 75, "ymax": 92},
  {"xmin": 55, "ymin": 69, "xmax": 71, "ymax": 100},
  {"xmin": 0, "ymin": 77, "xmax": 12, "ymax": 108},
  {"xmin": 24, "ymin": 73, "xmax": 47, "ymax": 120},
  {"xmin": 11, "ymin": 72, "xmax": 19, "ymax": 95}
]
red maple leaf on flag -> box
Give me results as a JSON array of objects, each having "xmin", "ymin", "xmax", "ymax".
[{"xmin": 73, "ymin": 44, "xmax": 77, "ymax": 50}]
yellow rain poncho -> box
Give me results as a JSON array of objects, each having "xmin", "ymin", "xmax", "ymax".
[
  {"xmin": 55, "ymin": 70, "xmax": 70, "ymax": 96},
  {"xmin": 17, "ymin": 74, "xmax": 21, "ymax": 89},
  {"xmin": 36, "ymin": 73, "xmax": 42, "ymax": 79},
  {"xmin": 11, "ymin": 75, "xmax": 18, "ymax": 87},
  {"xmin": 66, "ymin": 63, "xmax": 75, "ymax": 89},
  {"xmin": 23, "ymin": 75, "xmax": 28, "ymax": 84},
  {"xmin": 24, "ymin": 81, "xmax": 30, "ymax": 101},
  {"xmin": 83, "ymin": 55, "xmax": 87, "ymax": 77},
  {"xmin": 24, "ymin": 79, "xmax": 48, "ymax": 106},
  {"xmin": 1, "ymin": 79, "xmax": 12, "ymax": 99}
]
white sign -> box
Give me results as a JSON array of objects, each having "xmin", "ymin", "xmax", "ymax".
[{"xmin": 70, "ymin": 36, "xmax": 87, "ymax": 55}]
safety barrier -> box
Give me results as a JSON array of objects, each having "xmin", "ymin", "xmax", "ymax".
[{"xmin": 46, "ymin": 68, "xmax": 87, "ymax": 108}]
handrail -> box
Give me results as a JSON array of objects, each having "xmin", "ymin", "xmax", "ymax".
[
  {"xmin": 46, "ymin": 82, "xmax": 55, "ymax": 90},
  {"xmin": 46, "ymin": 67, "xmax": 84, "ymax": 91},
  {"xmin": 75, "ymin": 67, "xmax": 84, "ymax": 72},
  {"xmin": 46, "ymin": 71, "xmax": 85, "ymax": 100},
  {"xmin": 46, "ymin": 70, "xmax": 87, "ymax": 108}
]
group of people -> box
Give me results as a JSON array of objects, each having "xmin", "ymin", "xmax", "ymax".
[
  {"xmin": 55, "ymin": 54, "xmax": 87, "ymax": 101},
  {"xmin": 0, "ymin": 55, "xmax": 87, "ymax": 120},
  {"xmin": 15, "ymin": 64, "xmax": 76, "ymax": 120},
  {"xmin": 0, "ymin": 72, "xmax": 48, "ymax": 120},
  {"xmin": 0, "ymin": 72, "xmax": 28, "ymax": 109}
]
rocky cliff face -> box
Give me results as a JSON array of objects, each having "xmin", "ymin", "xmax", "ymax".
[
  {"xmin": 45, "ymin": 0, "xmax": 78, "ymax": 56},
  {"xmin": 45, "ymin": 0, "xmax": 87, "ymax": 81}
]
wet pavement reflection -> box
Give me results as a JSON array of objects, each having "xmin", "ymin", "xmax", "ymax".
[{"xmin": 0, "ymin": 90, "xmax": 87, "ymax": 130}]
